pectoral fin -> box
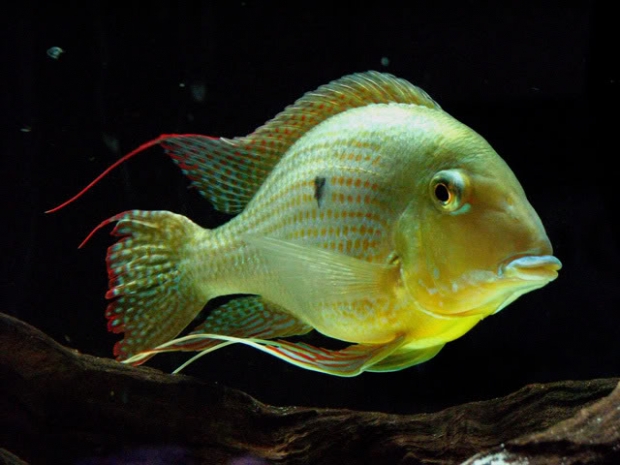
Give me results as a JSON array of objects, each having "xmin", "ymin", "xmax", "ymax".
[
  {"xmin": 245, "ymin": 235, "xmax": 397, "ymax": 315},
  {"xmin": 365, "ymin": 344, "xmax": 445, "ymax": 372}
]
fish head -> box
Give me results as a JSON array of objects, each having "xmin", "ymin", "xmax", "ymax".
[{"xmin": 395, "ymin": 117, "xmax": 561, "ymax": 318}]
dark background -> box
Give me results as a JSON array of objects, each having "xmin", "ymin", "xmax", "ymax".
[{"xmin": 3, "ymin": 2, "xmax": 617, "ymax": 414}]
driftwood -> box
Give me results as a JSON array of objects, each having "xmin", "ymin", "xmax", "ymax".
[{"xmin": 0, "ymin": 313, "xmax": 618, "ymax": 464}]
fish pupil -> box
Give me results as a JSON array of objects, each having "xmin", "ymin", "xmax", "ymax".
[{"xmin": 434, "ymin": 183, "xmax": 450, "ymax": 203}]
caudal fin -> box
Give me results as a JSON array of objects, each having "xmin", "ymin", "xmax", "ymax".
[{"xmin": 94, "ymin": 210, "xmax": 209, "ymax": 363}]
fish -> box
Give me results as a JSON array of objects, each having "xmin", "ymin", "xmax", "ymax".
[{"xmin": 51, "ymin": 71, "xmax": 562, "ymax": 377}]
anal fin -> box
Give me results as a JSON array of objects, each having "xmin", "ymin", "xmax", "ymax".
[
  {"xmin": 123, "ymin": 294, "xmax": 408, "ymax": 377},
  {"xmin": 123, "ymin": 296, "xmax": 311, "ymax": 364}
]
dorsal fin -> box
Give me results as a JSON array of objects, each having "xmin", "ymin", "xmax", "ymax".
[
  {"xmin": 161, "ymin": 71, "xmax": 440, "ymax": 213},
  {"xmin": 246, "ymin": 70, "xmax": 439, "ymax": 160},
  {"xmin": 46, "ymin": 72, "xmax": 440, "ymax": 214}
]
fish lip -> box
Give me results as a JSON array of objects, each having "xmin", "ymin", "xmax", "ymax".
[
  {"xmin": 499, "ymin": 254, "xmax": 562, "ymax": 282},
  {"xmin": 417, "ymin": 254, "xmax": 562, "ymax": 320}
]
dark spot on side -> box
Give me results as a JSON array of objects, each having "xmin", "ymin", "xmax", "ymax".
[{"xmin": 314, "ymin": 176, "xmax": 326, "ymax": 208}]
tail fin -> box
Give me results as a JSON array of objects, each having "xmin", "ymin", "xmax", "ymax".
[{"xmin": 95, "ymin": 210, "xmax": 209, "ymax": 363}]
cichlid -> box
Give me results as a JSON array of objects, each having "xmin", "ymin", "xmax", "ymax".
[{"xmin": 52, "ymin": 72, "xmax": 561, "ymax": 376}]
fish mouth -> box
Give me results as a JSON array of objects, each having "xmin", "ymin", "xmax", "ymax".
[
  {"xmin": 499, "ymin": 255, "xmax": 562, "ymax": 282},
  {"xmin": 414, "ymin": 254, "xmax": 562, "ymax": 320}
]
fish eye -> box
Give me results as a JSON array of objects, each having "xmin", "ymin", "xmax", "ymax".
[{"xmin": 430, "ymin": 170, "xmax": 468, "ymax": 212}]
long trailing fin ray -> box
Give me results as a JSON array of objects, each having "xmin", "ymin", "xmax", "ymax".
[
  {"xmin": 145, "ymin": 296, "xmax": 312, "ymax": 354},
  {"xmin": 46, "ymin": 134, "xmax": 207, "ymax": 214},
  {"xmin": 102, "ymin": 210, "xmax": 209, "ymax": 363},
  {"xmin": 127, "ymin": 333, "xmax": 407, "ymax": 376},
  {"xmin": 255, "ymin": 336, "xmax": 406, "ymax": 376}
]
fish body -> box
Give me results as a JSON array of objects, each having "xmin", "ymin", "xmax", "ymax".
[{"xmin": 74, "ymin": 72, "xmax": 561, "ymax": 376}]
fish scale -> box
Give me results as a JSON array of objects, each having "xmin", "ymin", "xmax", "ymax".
[
  {"xmin": 182, "ymin": 117, "xmax": 427, "ymax": 345},
  {"xmin": 194, "ymin": 112, "xmax": 407, "ymax": 308}
]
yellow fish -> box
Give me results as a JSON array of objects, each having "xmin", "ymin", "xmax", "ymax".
[{"xmin": 54, "ymin": 71, "xmax": 561, "ymax": 376}]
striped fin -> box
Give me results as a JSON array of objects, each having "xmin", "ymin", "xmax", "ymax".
[
  {"xmin": 258, "ymin": 335, "xmax": 407, "ymax": 376},
  {"xmin": 160, "ymin": 71, "xmax": 440, "ymax": 214},
  {"xmin": 144, "ymin": 296, "xmax": 312, "ymax": 354},
  {"xmin": 137, "ymin": 333, "xmax": 407, "ymax": 376},
  {"xmin": 91, "ymin": 210, "xmax": 209, "ymax": 363},
  {"xmin": 246, "ymin": 70, "xmax": 440, "ymax": 158},
  {"xmin": 161, "ymin": 135, "xmax": 274, "ymax": 213}
]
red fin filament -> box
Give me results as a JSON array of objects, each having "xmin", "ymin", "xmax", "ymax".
[{"xmin": 45, "ymin": 134, "xmax": 211, "ymax": 213}]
